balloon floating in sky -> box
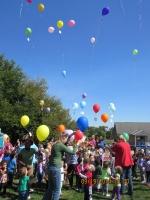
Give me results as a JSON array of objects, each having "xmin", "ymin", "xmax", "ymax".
[
  {"xmin": 57, "ymin": 20, "xmax": 64, "ymax": 29},
  {"xmin": 62, "ymin": 70, "xmax": 67, "ymax": 78},
  {"xmin": 72, "ymin": 102, "xmax": 79, "ymax": 110},
  {"xmin": 27, "ymin": 0, "xmax": 32, "ymax": 3},
  {"xmin": 80, "ymin": 111, "xmax": 85, "ymax": 116},
  {"xmin": 20, "ymin": 115, "xmax": 30, "ymax": 127},
  {"xmin": 101, "ymin": 113, "xmax": 109, "ymax": 123},
  {"xmin": 90, "ymin": 37, "xmax": 96, "ymax": 44},
  {"xmin": 68, "ymin": 19, "xmax": 76, "ymax": 27},
  {"xmin": 48, "ymin": 26, "xmax": 55, "ymax": 33},
  {"xmin": 76, "ymin": 116, "xmax": 89, "ymax": 132},
  {"xmin": 109, "ymin": 102, "xmax": 116, "ymax": 112},
  {"xmin": 80, "ymin": 101, "xmax": 87, "ymax": 109},
  {"xmin": 102, "ymin": 7, "xmax": 110, "ymax": 16},
  {"xmin": 93, "ymin": 104, "xmax": 100, "ymax": 113},
  {"xmin": 132, "ymin": 49, "xmax": 139, "ymax": 55},
  {"xmin": 25, "ymin": 27, "xmax": 32, "ymax": 37},
  {"xmin": 82, "ymin": 93, "xmax": 87, "ymax": 99},
  {"xmin": 38, "ymin": 3, "xmax": 45, "ymax": 12}
]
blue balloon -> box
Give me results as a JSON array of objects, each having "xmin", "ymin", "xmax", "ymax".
[
  {"xmin": 80, "ymin": 101, "xmax": 87, "ymax": 109},
  {"xmin": 76, "ymin": 117, "xmax": 89, "ymax": 132},
  {"xmin": 102, "ymin": 7, "xmax": 110, "ymax": 16}
]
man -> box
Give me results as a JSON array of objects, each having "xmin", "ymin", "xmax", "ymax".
[{"xmin": 112, "ymin": 135, "xmax": 134, "ymax": 196}]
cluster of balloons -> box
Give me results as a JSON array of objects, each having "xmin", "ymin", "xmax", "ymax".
[
  {"xmin": 48, "ymin": 19, "xmax": 76, "ymax": 34},
  {"xmin": 92, "ymin": 103, "xmax": 109, "ymax": 123},
  {"xmin": 108, "ymin": 102, "xmax": 116, "ymax": 123}
]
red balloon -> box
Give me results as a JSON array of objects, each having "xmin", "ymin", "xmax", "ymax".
[
  {"xmin": 27, "ymin": 0, "xmax": 32, "ymax": 3},
  {"xmin": 74, "ymin": 130, "xmax": 84, "ymax": 141},
  {"xmin": 93, "ymin": 104, "xmax": 100, "ymax": 113}
]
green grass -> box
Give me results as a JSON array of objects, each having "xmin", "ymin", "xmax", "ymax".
[{"xmin": 0, "ymin": 180, "xmax": 150, "ymax": 200}]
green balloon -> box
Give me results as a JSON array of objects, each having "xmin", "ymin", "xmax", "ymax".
[
  {"xmin": 132, "ymin": 49, "xmax": 139, "ymax": 55},
  {"xmin": 122, "ymin": 132, "xmax": 129, "ymax": 141},
  {"xmin": 25, "ymin": 27, "xmax": 32, "ymax": 37}
]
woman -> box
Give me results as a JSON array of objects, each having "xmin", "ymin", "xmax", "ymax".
[{"xmin": 43, "ymin": 133, "xmax": 78, "ymax": 200}]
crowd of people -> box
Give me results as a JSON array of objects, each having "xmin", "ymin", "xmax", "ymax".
[{"xmin": 0, "ymin": 132, "xmax": 150, "ymax": 200}]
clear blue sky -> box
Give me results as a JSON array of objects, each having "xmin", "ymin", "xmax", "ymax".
[{"xmin": 0, "ymin": 0, "xmax": 150, "ymax": 126}]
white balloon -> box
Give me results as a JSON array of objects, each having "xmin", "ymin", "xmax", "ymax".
[
  {"xmin": 80, "ymin": 111, "xmax": 85, "ymax": 116},
  {"xmin": 90, "ymin": 37, "xmax": 96, "ymax": 44},
  {"xmin": 48, "ymin": 26, "xmax": 55, "ymax": 33},
  {"xmin": 72, "ymin": 102, "xmax": 79, "ymax": 110},
  {"xmin": 109, "ymin": 102, "xmax": 116, "ymax": 112},
  {"xmin": 64, "ymin": 129, "xmax": 73, "ymax": 136},
  {"xmin": 62, "ymin": 70, "xmax": 67, "ymax": 77}
]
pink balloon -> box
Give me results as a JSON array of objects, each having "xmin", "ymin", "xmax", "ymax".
[
  {"xmin": 27, "ymin": 0, "xmax": 32, "ymax": 3},
  {"xmin": 48, "ymin": 27, "xmax": 55, "ymax": 33},
  {"xmin": 68, "ymin": 20, "xmax": 76, "ymax": 27}
]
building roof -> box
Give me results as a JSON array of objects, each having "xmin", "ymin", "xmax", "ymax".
[{"xmin": 114, "ymin": 122, "xmax": 150, "ymax": 136}]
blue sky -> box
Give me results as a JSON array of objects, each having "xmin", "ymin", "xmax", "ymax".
[{"xmin": 0, "ymin": 0, "xmax": 150, "ymax": 126}]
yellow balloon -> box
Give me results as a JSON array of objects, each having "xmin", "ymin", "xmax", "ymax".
[
  {"xmin": 38, "ymin": 3, "xmax": 45, "ymax": 12},
  {"xmin": 57, "ymin": 20, "xmax": 64, "ymax": 29},
  {"xmin": 20, "ymin": 115, "xmax": 30, "ymax": 127},
  {"xmin": 40, "ymin": 100, "xmax": 45, "ymax": 106},
  {"xmin": 36, "ymin": 125, "xmax": 49, "ymax": 142}
]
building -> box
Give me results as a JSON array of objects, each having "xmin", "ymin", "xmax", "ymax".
[{"xmin": 113, "ymin": 122, "xmax": 150, "ymax": 147}]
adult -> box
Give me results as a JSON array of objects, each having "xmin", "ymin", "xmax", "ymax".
[
  {"xmin": 112, "ymin": 135, "xmax": 134, "ymax": 196},
  {"xmin": 97, "ymin": 136, "xmax": 106, "ymax": 149},
  {"xmin": 43, "ymin": 134, "xmax": 78, "ymax": 200}
]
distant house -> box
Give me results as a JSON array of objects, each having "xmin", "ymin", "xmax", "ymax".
[{"xmin": 113, "ymin": 122, "xmax": 150, "ymax": 147}]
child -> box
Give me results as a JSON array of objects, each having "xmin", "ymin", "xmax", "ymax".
[
  {"xmin": 75, "ymin": 158, "xmax": 84, "ymax": 191},
  {"xmin": 111, "ymin": 166, "xmax": 122, "ymax": 200},
  {"xmin": 137, "ymin": 151, "xmax": 146, "ymax": 183},
  {"xmin": 0, "ymin": 160, "xmax": 8, "ymax": 195},
  {"xmin": 144, "ymin": 155, "xmax": 150, "ymax": 184},
  {"xmin": 100, "ymin": 161, "xmax": 111, "ymax": 197},
  {"xmin": 37, "ymin": 155, "xmax": 44, "ymax": 186},
  {"xmin": 18, "ymin": 167, "xmax": 29, "ymax": 200},
  {"xmin": 93, "ymin": 159, "xmax": 102, "ymax": 192}
]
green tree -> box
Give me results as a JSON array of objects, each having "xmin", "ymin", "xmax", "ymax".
[{"xmin": 0, "ymin": 55, "xmax": 75, "ymax": 143}]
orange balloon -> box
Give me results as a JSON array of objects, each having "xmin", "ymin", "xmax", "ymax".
[
  {"xmin": 57, "ymin": 124, "xmax": 65, "ymax": 133},
  {"xmin": 101, "ymin": 113, "xmax": 109, "ymax": 123}
]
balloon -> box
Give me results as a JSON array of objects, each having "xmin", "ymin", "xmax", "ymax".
[
  {"xmin": 74, "ymin": 130, "xmax": 84, "ymax": 141},
  {"xmin": 82, "ymin": 93, "xmax": 87, "ymax": 99},
  {"xmin": 76, "ymin": 117, "xmax": 89, "ymax": 132},
  {"xmin": 20, "ymin": 115, "xmax": 30, "ymax": 127},
  {"xmin": 40, "ymin": 100, "xmax": 44, "ymax": 106},
  {"xmin": 102, "ymin": 7, "xmax": 110, "ymax": 16},
  {"xmin": 80, "ymin": 111, "xmax": 85, "ymax": 116},
  {"xmin": 109, "ymin": 102, "xmax": 116, "ymax": 112},
  {"xmin": 132, "ymin": 49, "xmax": 139, "ymax": 55},
  {"xmin": 93, "ymin": 104, "xmax": 100, "ymax": 113},
  {"xmin": 80, "ymin": 101, "xmax": 87, "ymax": 109},
  {"xmin": 64, "ymin": 129, "xmax": 73, "ymax": 136},
  {"xmin": 48, "ymin": 26, "xmax": 55, "ymax": 33},
  {"xmin": 62, "ymin": 70, "xmax": 66, "ymax": 78},
  {"xmin": 72, "ymin": 102, "xmax": 79, "ymax": 110},
  {"xmin": 101, "ymin": 113, "xmax": 109, "ymax": 123},
  {"xmin": 27, "ymin": 0, "xmax": 32, "ymax": 3},
  {"xmin": 90, "ymin": 37, "xmax": 96, "ymax": 44},
  {"xmin": 46, "ymin": 107, "xmax": 50, "ymax": 113},
  {"xmin": 57, "ymin": 20, "xmax": 64, "ymax": 29},
  {"xmin": 38, "ymin": 3, "xmax": 45, "ymax": 12},
  {"xmin": 68, "ymin": 20, "xmax": 76, "ymax": 27},
  {"xmin": 57, "ymin": 124, "xmax": 65, "ymax": 133},
  {"xmin": 25, "ymin": 27, "xmax": 32, "ymax": 37},
  {"xmin": 36, "ymin": 125, "xmax": 49, "ymax": 142},
  {"xmin": 122, "ymin": 132, "xmax": 129, "ymax": 141}
]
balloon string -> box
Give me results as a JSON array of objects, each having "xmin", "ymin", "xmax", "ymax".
[
  {"xmin": 20, "ymin": 0, "xmax": 24, "ymax": 17},
  {"xmin": 138, "ymin": 0, "xmax": 143, "ymax": 32},
  {"xmin": 119, "ymin": 0, "xmax": 126, "ymax": 16}
]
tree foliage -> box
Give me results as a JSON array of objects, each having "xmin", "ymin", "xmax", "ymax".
[{"xmin": 0, "ymin": 55, "xmax": 75, "ymax": 143}]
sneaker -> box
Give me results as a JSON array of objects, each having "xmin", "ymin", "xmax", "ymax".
[
  {"xmin": 106, "ymin": 193, "xmax": 110, "ymax": 197},
  {"xmin": 28, "ymin": 195, "xmax": 31, "ymax": 200},
  {"xmin": 141, "ymin": 180, "xmax": 146, "ymax": 184},
  {"xmin": 30, "ymin": 189, "xmax": 34, "ymax": 192},
  {"xmin": 102, "ymin": 192, "xmax": 105, "ymax": 196}
]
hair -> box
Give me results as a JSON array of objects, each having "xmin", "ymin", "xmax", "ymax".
[
  {"xmin": 115, "ymin": 166, "xmax": 122, "ymax": 175},
  {"xmin": 103, "ymin": 161, "xmax": 110, "ymax": 169},
  {"xmin": 20, "ymin": 167, "xmax": 27, "ymax": 177},
  {"xmin": 89, "ymin": 164, "xmax": 95, "ymax": 172}
]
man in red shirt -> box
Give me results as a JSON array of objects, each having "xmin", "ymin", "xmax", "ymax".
[{"xmin": 112, "ymin": 135, "xmax": 133, "ymax": 197}]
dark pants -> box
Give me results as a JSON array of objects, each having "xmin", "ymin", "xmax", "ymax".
[
  {"xmin": 8, "ymin": 172, "xmax": 14, "ymax": 186},
  {"xmin": 76, "ymin": 175, "xmax": 82, "ymax": 190},
  {"xmin": 67, "ymin": 164, "xmax": 77, "ymax": 187},
  {"xmin": 43, "ymin": 166, "xmax": 61, "ymax": 200},
  {"xmin": 121, "ymin": 166, "xmax": 133, "ymax": 195},
  {"xmin": 0, "ymin": 183, "xmax": 7, "ymax": 194},
  {"xmin": 19, "ymin": 191, "xmax": 28, "ymax": 200},
  {"xmin": 132, "ymin": 164, "xmax": 138, "ymax": 178},
  {"xmin": 111, "ymin": 186, "xmax": 121, "ymax": 200},
  {"xmin": 37, "ymin": 172, "xmax": 44, "ymax": 185},
  {"xmin": 84, "ymin": 185, "xmax": 92, "ymax": 200},
  {"xmin": 146, "ymin": 171, "xmax": 150, "ymax": 183}
]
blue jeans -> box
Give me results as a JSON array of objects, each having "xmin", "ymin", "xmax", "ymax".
[
  {"xmin": 43, "ymin": 166, "xmax": 61, "ymax": 200},
  {"xmin": 121, "ymin": 166, "xmax": 133, "ymax": 195},
  {"xmin": 19, "ymin": 191, "xmax": 28, "ymax": 200}
]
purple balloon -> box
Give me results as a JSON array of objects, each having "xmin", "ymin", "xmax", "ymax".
[{"xmin": 102, "ymin": 7, "xmax": 110, "ymax": 16}]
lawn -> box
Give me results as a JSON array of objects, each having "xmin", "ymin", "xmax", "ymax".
[{"xmin": 0, "ymin": 180, "xmax": 150, "ymax": 200}]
